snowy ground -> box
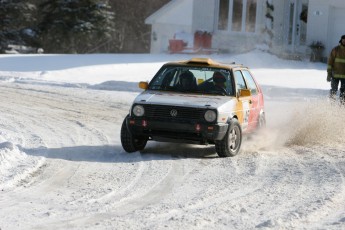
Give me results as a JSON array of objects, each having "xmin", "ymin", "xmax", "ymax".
[{"xmin": 1, "ymin": 50, "xmax": 345, "ymax": 230}]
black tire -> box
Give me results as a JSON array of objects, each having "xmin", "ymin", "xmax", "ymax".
[
  {"xmin": 120, "ymin": 116, "xmax": 148, "ymax": 153},
  {"xmin": 215, "ymin": 118, "xmax": 242, "ymax": 157}
]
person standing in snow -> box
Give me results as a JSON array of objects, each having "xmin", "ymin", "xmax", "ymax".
[{"xmin": 327, "ymin": 35, "xmax": 345, "ymax": 103}]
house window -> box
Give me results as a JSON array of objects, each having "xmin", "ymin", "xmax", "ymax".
[
  {"xmin": 246, "ymin": 0, "xmax": 257, "ymax": 32},
  {"xmin": 218, "ymin": 0, "xmax": 229, "ymax": 30},
  {"xmin": 232, "ymin": 0, "xmax": 243, "ymax": 31},
  {"xmin": 218, "ymin": 0, "xmax": 257, "ymax": 33}
]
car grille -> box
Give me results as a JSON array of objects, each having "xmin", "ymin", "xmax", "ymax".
[{"xmin": 143, "ymin": 104, "xmax": 205, "ymax": 121}]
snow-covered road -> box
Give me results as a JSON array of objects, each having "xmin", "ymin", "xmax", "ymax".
[{"xmin": 1, "ymin": 81, "xmax": 345, "ymax": 230}]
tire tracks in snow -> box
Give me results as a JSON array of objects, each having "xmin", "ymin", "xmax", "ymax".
[
  {"xmin": 35, "ymin": 154, "xmax": 190, "ymax": 229},
  {"xmin": 2, "ymin": 83, "xmax": 345, "ymax": 229},
  {"xmin": 0, "ymin": 83, "xmax": 134, "ymax": 229}
]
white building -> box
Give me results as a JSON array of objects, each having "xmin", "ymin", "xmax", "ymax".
[{"xmin": 145, "ymin": 0, "xmax": 345, "ymax": 61}]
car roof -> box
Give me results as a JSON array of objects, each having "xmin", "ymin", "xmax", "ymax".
[{"xmin": 163, "ymin": 57, "xmax": 247, "ymax": 70}]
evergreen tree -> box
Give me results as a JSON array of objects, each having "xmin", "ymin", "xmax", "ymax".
[
  {"xmin": 0, "ymin": 0, "xmax": 38, "ymax": 53},
  {"xmin": 108, "ymin": 0, "xmax": 170, "ymax": 53},
  {"xmin": 38, "ymin": 0, "xmax": 114, "ymax": 53}
]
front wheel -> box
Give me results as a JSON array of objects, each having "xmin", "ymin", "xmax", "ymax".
[
  {"xmin": 120, "ymin": 116, "xmax": 148, "ymax": 153},
  {"xmin": 215, "ymin": 119, "xmax": 242, "ymax": 157}
]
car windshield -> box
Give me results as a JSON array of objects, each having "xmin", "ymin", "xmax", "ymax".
[{"xmin": 148, "ymin": 65, "xmax": 234, "ymax": 96}]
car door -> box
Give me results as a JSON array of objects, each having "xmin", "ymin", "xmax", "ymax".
[
  {"xmin": 241, "ymin": 70, "xmax": 260, "ymax": 131},
  {"xmin": 233, "ymin": 70, "xmax": 251, "ymax": 132}
]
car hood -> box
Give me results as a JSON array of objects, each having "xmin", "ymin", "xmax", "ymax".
[{"xmin": 134, "ymin": 90, "xmax": 236, "ymax": 109}]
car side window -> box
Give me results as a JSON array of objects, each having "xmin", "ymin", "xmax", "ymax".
[
  {"xmin": 234, "ymin": 70, "xmax": 247, "ymax": 93},
  {"xmin": 242, "ymin": 70, "xmax": 258, "ymax": 95}
]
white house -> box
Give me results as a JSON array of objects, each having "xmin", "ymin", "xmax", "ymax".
[{"xmin": 145, "ymin": 0, "xmax": 345, "ymax": 61}]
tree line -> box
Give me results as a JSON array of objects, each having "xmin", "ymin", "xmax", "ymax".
[{"xmin": 0, "ymin": 0, "xmax": 169, "ymax": 54}]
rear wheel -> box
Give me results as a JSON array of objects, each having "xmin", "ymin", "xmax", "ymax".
[
  {"xmin": 120, "ymin": 116, "xmax": 148, "ymax": 153},
  {"xmin": 215, "ymin": 119, "xmax": 242, "ymax": 157}
]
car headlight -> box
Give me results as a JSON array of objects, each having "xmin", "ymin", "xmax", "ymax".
[
  {"xmin": 132, "ymin": 105, "xmax": 145, "ymax": 117},
  {"xmin": 204, "ymin": 110, "xmax": 217, "ymax": 122}
]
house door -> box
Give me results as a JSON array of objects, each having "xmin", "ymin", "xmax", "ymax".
[{"xmin": 286, "ymin": 0, "xmax": 308, "ymax": 52}]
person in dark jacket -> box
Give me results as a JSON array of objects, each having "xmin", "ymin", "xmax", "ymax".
[{"xmin": 327, "ymin": 35, "xmax": 345, "ymax": 102}]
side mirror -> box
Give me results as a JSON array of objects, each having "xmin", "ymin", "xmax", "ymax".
[
  {"xmin": 139, "ymin": 81, "xmax": 149, "ymax": 90},
  {"xmin": 238, "ymin": 89, "xmax": 251, "ymax": 97}
]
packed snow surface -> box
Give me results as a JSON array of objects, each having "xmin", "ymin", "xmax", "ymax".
[{"xmin": 1, "ymin": 50, "xmax": 345, "ymax": 230}]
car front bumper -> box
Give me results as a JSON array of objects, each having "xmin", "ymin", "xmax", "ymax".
[{"xmin": 126, "ymin": 117, "xmax": 228, "ymax": 144}]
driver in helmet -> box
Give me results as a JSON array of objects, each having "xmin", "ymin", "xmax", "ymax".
[{"xmin": 213, "ymin": 71, "xmax": 226, "ymax": 90}]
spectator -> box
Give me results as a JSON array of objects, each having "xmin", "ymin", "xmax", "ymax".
[{"xmin": 327, "ymin": 34, "xmax": 345, "ymax": 103}]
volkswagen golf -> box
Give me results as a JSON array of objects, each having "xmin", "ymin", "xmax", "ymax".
[{"xmin": 121, "ymin": 58, "xmax": 265, "ymax": 157}]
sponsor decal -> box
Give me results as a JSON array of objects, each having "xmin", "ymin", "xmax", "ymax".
[{"xmin": 170, "ymin": 109, "xmax": 178, "ymax": 117}]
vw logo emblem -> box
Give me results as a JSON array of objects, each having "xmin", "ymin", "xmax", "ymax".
[{"xmin": 170, "ymin": 109, "xmax": 178, "ymax": 117}]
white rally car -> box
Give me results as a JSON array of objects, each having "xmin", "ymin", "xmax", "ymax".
[{"xmin": 121, "ymin": 58, "xmax": 265, "ymax": 157}]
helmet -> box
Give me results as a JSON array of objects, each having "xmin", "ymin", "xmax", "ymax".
[
  {"xmin": 178, "ymin": 71, "xmax": 196, "ymax": 90},
  {"xmin": 213, "ymin": 71, "xmax": 226, "ymax": 84}
]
